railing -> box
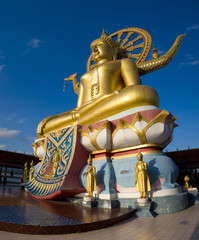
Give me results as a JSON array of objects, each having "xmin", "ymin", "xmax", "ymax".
[{"xmin": 0, "ymin": 174, "xmax": 23, "ymax": 185}]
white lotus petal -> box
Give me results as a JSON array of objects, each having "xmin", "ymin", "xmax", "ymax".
[
  {"xmin": 96, "ymin": 129, "xmax": 111, "ymax": 150},
  {"xmin": 80, "ymin": 136, "xmax": 96, "ymax": 152},
  {"xmin": 112, "ymin": 128, "xmax": 140, "ymax": 149},
  {"xmin": 89, "ymin": 131, "xmax": 96, "ymax": 139},
  {"xmin": 134, "ymin": 120, "xmax": 148, "ymax": 132},
  {"xmin": 146, "ymin": 122, "xmax": 170, "ymax": 144}
]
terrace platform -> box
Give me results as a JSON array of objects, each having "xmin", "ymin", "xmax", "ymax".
[{"xmin": 0, "ymin": 186, "xmax": 135, "ymax": 234}]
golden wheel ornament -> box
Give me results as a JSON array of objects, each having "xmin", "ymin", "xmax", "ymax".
[{"xmin": 87, "ymin": 27, "xmax": 152, "ymax": 72}]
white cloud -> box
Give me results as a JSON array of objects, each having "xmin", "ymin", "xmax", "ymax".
[
  {"xmin": 0, "ymin": 126, "xmax": 36, "ymax": 143},
  {"xmin": 17, "ymin": 118, "xmax": 27, "ymax": 124},
  {"xmin": 189, "ymin": 60, "xmax": 199, "ymax": 65},
  {"xmin": 24, "ymin": 136, "xmax": 36, "ymax": 142},
  {"xmin": 186, "ymin": 24, "xmax": 199, "ymax": 31},
  {"xmin": 0, "ymin": 144, "xmax": 6, "ymax": 149},
  {"xmin": 16, "ymin": 150, "xmax": 23, "ymax": 153},
  {"xmin": 180, "ymin": 60, "xmax": 199, "ymax": 66},
  {"xmin": 0, "ymin": 128, "xmax": 20, "ymax": 138},
  {"xmin": 0, "ymin": 50, "xmax": 6, "ymax": 59},
  {"xmin": 27, "ymin": 38, "xmax": 41, "ymax": 48},
  {"xmin": 157, "ymin": 50, "xmax": 165, "ymax": 56},
  {"xmin": 6, "ymin": 114, "xmax": 16, "ymax": 121},
  {"xmin": 0, "ymin": 65, "xmax": 6, "ymax": 72},
  {"xmin": 6, "ymin": 115, "xmax": 27, "ymax": 124},
  {"xmin": 187, "ymin": 54, "xmax": 194, "ymax": 60}
]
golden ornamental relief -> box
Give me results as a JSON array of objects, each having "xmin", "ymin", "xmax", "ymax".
[{"xmin": 44, "ymin": 148, "xmax": 61, "ymax": 178}]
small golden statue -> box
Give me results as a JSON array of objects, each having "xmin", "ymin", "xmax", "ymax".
[
  {"xmin": 23, "ymin": 162, "xmax": 28, "ymax": 183},
  {"xmin": 184, "ymin": 175, "xmax": 190, "ymax": 189},
  {"xmin": 51, "ymin": 148, "xmax": 61, "ymax": 176},
  {"xmin": 36, "ymin": 28, "xmax": 185, "ymax": 138},
  {"xmin": 135, "ymin": 150, "xmax": 151, "ymax": 199},
  {"xmin": 29, "ymin": 160, "xmax": 34, "ymax": 181},
  {"xmin": 86, "ymin": 155, "xmax": 96, "ymax": 198},
  {"xmin": 44, "ymin": 148, "xmax": 61, "ymax": 178}
]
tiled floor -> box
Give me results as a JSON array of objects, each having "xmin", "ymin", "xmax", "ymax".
[{"xmin": 0, "ymin": 186, "xmax": 199, "ymax": 240}]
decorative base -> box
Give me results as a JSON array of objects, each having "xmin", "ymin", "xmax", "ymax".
[
  {"xmin": 82, "ymin": 199, "xmax": 98, "ymax": 208},
  {"xmin": 182, "ymin": 187, "xmax": 198, "ymax": 192},
  {"xmin": 74, "ymin": 191, "xmax": 189, "ymax": 214},
  {"xmin": 137, "ymin": 198, "xmax": 149, "ymax": 203},
  {"xmin": 134, "ymin": 201, "xmax": 156, "ymax": 218},
  {"xmin": 20, "ymin": 183, "xmax": 25, "ymax": 190},
  {"xmin": 183, "ymin": 189, "xmax": 199, "ymax": 206},
  {"xmin": 83, "ymin": 196, "xmax": 96, "ymax": 202}
]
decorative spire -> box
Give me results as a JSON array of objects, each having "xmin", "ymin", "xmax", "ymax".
[
  {"xmin": 100, "ymin": 28, "xmax": 108, "ymax": 40},
  {"xmin": 100, "ymin": 28, "xmax": 120, "ymax": 49},
  {"xmin": 152, "ymin": 45, "xmax": 159, "ymax": 59}
]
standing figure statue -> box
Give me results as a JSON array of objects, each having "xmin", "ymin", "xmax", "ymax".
[
  {"xmin": 29, "ymin": 160, "xmax": 34, "ymax": 181},
  {"xmin": 23, "ymin": 162, "xmax": 28, "ymax": 183},
  {"xmin": 135, "ymin": 150, "xmax": 151, "ymax": 199},
  {"xmin": 86, "ymin": 155, "xmax": 96, "ymax": 198}
]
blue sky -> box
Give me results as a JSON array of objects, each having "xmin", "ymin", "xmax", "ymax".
[{"xmin": 0, "ymin": 0, "xmax": 199, "ymax": 154}]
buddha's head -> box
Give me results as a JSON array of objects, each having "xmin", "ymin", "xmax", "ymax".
[
  {"xmin": 137, "ymin": 149, "xmax": 143, "ymax": 162},
  {"xmin": 90, "ymin": 30, "xmax": 127, "ymax": 63},
  {"xmin": 87, "ymin": 155, "xmax": 92, "ymax": 166}
]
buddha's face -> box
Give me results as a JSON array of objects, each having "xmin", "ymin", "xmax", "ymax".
[
  {"xmin": 87, "ymin": 158, "xmax": 92, "ymax": 166},
  {"xmin": 137, "ymin": 153, "xmax": 143, "ymax": 162},
  {"xmin": 91, "ymin": 39, "xmax": 113, "ymax": 63}
]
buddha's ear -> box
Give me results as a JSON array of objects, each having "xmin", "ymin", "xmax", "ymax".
[{"xmin": 112, "ymin": 48, "xmax": 118, "ymax": 61}]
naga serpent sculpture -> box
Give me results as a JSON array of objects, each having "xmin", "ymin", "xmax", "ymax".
[{"xmin": 137, "ymin": 34, "xmax": 185, "ymax": 76}]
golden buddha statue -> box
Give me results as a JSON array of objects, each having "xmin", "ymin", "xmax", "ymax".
[
  {"xmin": 29, "ymin": 160, "xmax": 34, "ymax": 181},
  {"xmin": 135, "ymin": 150, "xmax": 151, "ymax": 199},
  {"xmin": 184, "ymin": 175, "xmax": 190, "ymax": 189},
  {"xmin": 37, "ymin": 28, "xmax": 185, "ymax": 138},
  {"xmin": 86, "ymin": 155, "xmax": 96, "ymax": 198},
  {"xmin": 23, "ymin": 162, "xmax": 28, "ymax": 183}
]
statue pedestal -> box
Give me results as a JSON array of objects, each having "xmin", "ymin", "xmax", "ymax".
[
  {"xmin": 182, "ymin": 188, "xmax": 199, "ymax": 206},
  {"xmin": 78, "ymin": 107, "xmax": 188, "ymax": 214},
  {"xmin": 134, "ymin": 201, "xmax": 157, "ymax": 218},
  {"xmin": 137, "ymin": 198, "xmax": 149, "ymax": 203},
  {"xmin": 20, "ymin": 183, "xmax": 25, "ymax": 190},
  {"xmin": 82, "ymin": 197, "xmax": 98, "ymax": 207},
  {"xmin": 82, "ymin": 198, "xmax": 120, "ymax": 208},
  {"xmin": 83, "ymin": 196, "xmax": 96, "ymax": 202}
]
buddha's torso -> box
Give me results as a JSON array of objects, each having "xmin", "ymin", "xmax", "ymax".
[
  {"xmin": 81, "ymin": 60, "xmax": 125, "ymax": 105},
  {"xmin": 137, "ymin": 162, "xmax": 147, "ymax": 173}
]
